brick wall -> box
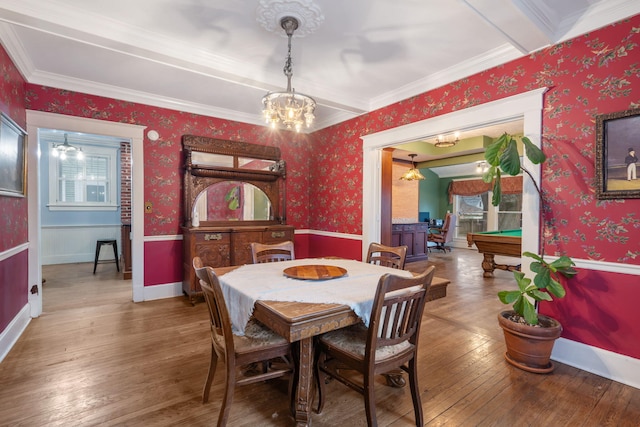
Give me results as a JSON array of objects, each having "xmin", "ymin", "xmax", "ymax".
[{"xmin": 120, "ymin": 141, "xmax": 131, "ymax": 224}]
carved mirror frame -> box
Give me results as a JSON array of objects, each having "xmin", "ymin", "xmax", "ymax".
[{"xmin": 182, "ymin": 135, "xmax": 286, "ymax": 227}]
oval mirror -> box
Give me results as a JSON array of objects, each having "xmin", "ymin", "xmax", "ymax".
[{"xmin": 193, "ymin": 181, "xmax": 273, "ymax": 222}]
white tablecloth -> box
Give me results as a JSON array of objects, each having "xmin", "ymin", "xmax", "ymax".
[{"xmin": 217, "ymin": 258, "xmax": 414, "ymax": 335}]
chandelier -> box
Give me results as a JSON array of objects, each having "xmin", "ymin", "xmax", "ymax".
[
  {"xmin": 262, "ymin": 16, "xmax": 316, "ymax": 132},
  {"xmin": 476, "ymin": 161, "xmax": 489, "ymax": 173},
  {"xmin": 400, "ymin": 154, "xmax": 425, "ymax": 181},
  {"xmin": 434, "ymin": 132, "xmax": 460, "ymax": 148},
  {"xmin": 52, "ymin": 134, "xmax": 83, "ymax": 160}
]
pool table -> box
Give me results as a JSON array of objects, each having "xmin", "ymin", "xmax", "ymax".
[{"xmin": 467, "ymin": 229, "xmax": 522, "ymax": 277}]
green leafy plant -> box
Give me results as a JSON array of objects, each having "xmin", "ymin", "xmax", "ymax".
[{"xmin": 483, "ymin": 133, "xmax": 577, "ymax": 325}]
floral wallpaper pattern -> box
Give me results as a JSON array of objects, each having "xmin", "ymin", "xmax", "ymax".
[
  {"xmin": 312, "ymin": 16, "xmax": 640, "ymax": 265},
  {"xmin": 0, "ymin": 46, "xmax": 27, "ymax": 253},
  {"xmin": 24, "ymin": 90, "xmax": 311, "ymax": 236}
]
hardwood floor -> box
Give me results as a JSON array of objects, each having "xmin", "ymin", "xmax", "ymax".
[{"xmin": 1, "ymin": 250, "xmax": 638, "ymax": 426}]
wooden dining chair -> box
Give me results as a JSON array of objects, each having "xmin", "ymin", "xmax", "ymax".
[
  {"xmin": 315, "ymin": 265, "xmax": 436, "ymax": 427},
  {"xmin": 250, "ymin": 241, "xmax": 295, "ymax": 264},
  {"xmin": 366, "ymin": 242, "xmax": 409, "ymax": 387},
  {"xmin": 192, "ymin": 257, "xmax": 294, "ymax": 427},
  {"xmin": 366, "ymin": 242, "xmax": 407, "ymax": 270}
]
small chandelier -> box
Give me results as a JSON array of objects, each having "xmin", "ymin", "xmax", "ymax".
[
  {"xmin": 52, "ymin": 134, "xmax": 83, "ymax": 160},
  {"xmin": 434, "ymin": 132, "xmax": 460, "ymax": 148},
  {"xmin": 476, "ymin": 161, "xmax": 489, "ymax": 173},
  {"xmin": 400, "ymin": 154, "xmax": 425, "ymax": 181},
  {"xmin": 262, "ymin": 16, "xmax": 316, "ymax": 132}
]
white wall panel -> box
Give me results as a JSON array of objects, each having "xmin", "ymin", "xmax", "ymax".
[{"xmin": 42, "ymin": 225, "xmax": 121, "ymax": 265}]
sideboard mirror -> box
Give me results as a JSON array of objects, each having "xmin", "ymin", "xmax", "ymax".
[
  {"xmin": 182, "ymin": 135, "xmax": 286, "ymax": 227},
  {"xmin": 193, "ymin": 181, "xmax": 273, "ymax": 222}
]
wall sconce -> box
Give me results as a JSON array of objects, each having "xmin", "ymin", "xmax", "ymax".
[{"xmin": 434, "ymin": 132, "xmax": 460, "ymax": 148}]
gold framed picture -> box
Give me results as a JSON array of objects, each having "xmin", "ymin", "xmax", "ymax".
[
  {"xmin": 0, "ymin": 112, "xmax": 27, "ymax": 198},
  {"xmin": 595, "ymin": 108, "xmax": 640, "ymax": 199}
]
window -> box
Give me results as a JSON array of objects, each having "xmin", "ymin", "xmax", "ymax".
[
  {"xmin": 456, "ymin": 194, "xmax": 488, "ymax": 235},
  {"xmin": 453, "ymin": 191, "xmax": 522, "ymax": 238},
  {"xmin": 49, "ymin": 144, "xmax": 119, "ymax": 210},
  {"xmin": 498, "ymin": 193, "xmax": 522, "ymax": 230}
]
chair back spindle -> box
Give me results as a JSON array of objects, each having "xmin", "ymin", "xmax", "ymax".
[
  {"xmin": 366, "ymin": 242, "xmax": 407, "ymax": 270},
  {"xmin": 250, "ymin": 241, "xmax": 295, "ymax": 264}
]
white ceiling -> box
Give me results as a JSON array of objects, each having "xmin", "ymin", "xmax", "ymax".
[{"xmin": 0, "ymin": 0, "xmax": 638, "ymax": 133}]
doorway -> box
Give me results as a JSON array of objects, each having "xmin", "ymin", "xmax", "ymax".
[
  {"xmin": 26, "ymin": 111, "xmax": 146, "ymax": 317},
  {"xmin": 361, "ymin": 88, "xmax": 546, "ymax": 271}
]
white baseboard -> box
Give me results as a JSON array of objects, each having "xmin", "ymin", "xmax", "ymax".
[
  {"xmin": 143, "ymin": 281, "xmax": 183, "ymax": 301},
  {"xmin": 552, "ymin": 337, "xmax": 640, "ymax": 390},
  {"xmin": 0, "ymin": 304, "xmax": 31, "ymax": 364}
]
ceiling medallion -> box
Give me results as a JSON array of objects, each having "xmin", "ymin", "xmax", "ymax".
[{"xmin": 256, "ymin": 0, "xmax": 324, "ymax": 37}]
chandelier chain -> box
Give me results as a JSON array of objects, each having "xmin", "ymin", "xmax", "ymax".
[{"xmin": 283, "ymin": 32, "xmax": 293, "ymax": 90}]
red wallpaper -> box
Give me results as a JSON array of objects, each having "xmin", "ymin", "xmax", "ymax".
[
  {"xmin": 312, "ymin": 16, "xmax": 640, "ymax": 266},
  {"xmin": 24, "ymin": 89, "xmax": 312, "ymax": 236},
  {"xmin": 0, "ymin": 45, "xmax": 27, "ymax": 253},
  {"xmin": 0, "ymin": 250, "xmax": 28, "ymax": 331}
]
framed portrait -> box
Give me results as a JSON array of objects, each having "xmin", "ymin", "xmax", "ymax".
[
  {"xmin": 0, "ymin": 112, "xmax": 27, "ymax": 197},
  {"xmin": 595, "ymin": 108, "xmax": 640, "ymax": 199}
]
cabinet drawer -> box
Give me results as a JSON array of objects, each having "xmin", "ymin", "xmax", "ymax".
[
  {"xmin": 192, "ymin": 231, "xmax": 230, "ymax": 243},
  {"xmin": 392, "ymin": 224, "xmax": 403, "ymax": 232},
  {"xmin": 263, "ymin": 229, "xmax": 293, "ymax": 242}
]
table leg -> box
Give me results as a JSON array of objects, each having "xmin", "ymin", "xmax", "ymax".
[
  {"xmin": 482, "ymin": 253, "xmax": 495, "ymax": 277},
  {"xmin": 293, "ymin": 336, "xmax": 314, "ymax": 426},
  {"xmin": 482, "ymin": 253, "xmax": 521, "ymax": 277}
]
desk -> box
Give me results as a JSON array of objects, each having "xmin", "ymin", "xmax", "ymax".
[
  {"xmin": 467, "ymin": 229, "xmax": 522, "ymax": 277},
  {"xmin": 215, "ymin": 259, "xmax": 449, "ymax": 426}
]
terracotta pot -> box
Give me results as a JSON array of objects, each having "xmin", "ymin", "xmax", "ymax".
[{"xmin": 497, "ymin": 310, "xmax": 562, "ymax": 374}]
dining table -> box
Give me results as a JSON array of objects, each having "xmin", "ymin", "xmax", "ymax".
[{"xmin": 213, "ymin": 258, "xmax": 450, "ymax": 427}]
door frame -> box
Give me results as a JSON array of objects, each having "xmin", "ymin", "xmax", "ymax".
[
  {"xmin": 26, "ymin": 111, "xmax": 146, "ymax": 316},
  {"xmin": 361, "ymin": 88, "xmax": 547, "ymax": 272}
]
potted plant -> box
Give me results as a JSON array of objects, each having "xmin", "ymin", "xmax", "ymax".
[{"xmin": 482, "ymin": 133, "xmax": 577, "ymax": 373}]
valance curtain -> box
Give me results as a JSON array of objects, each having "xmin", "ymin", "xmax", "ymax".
[{"xmin": 448, "ymin": 176, "xmax": 523, "ymax": 203}]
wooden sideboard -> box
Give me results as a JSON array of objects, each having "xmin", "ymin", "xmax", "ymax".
[
  {"xmin": 182, "ymin": 224, "xmax": 294, "ymax": 304},
  {"xmin": 391, "ymin": 223, "xmax": 429, "ymax": 263}
]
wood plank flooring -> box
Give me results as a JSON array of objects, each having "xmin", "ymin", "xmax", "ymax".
[{"xmin": 1, "ymin": 249, "xmax": 638, "ymax": 426}]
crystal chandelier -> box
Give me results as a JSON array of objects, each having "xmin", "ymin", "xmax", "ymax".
[
  {"xmin": 400, "ymin": 154, "xmax": 425, "ymax": 181},
  {"xmin": 434, "ymin": 132, "xmax": 460, "ymax": 148},
  {"xmin": 262, "ymin": 16, "xmax": 316, "ymax": 132},
  {"xmin": 52, "ymin": 133, "xmax": 83, "ymax": 160}
]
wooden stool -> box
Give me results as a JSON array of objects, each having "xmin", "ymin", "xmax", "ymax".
[{"xmin": 93, "ymin": 239, "xmax": 120, "ymax": 274}]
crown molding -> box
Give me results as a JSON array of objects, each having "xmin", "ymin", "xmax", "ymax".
[
  {"xmin": 556, "ymin": 0, "xmax": 640, "ymax": 42},
  {"xmin": 512, "ymin": 0, "xmax": 558, "ymax": 41},
  {"xmin": 29, "ymin": 69, "xmax": 266, "ymax": 127},
  {"xmin": 369, "ymin": 43, "xmax": 522, "ymax": 112},
  {"xmin": 0, "ymin": 0, "xmax": 270, "ymax": 85},
  {"xmin": 0, "ymin": 22, "xmax": 34, "ymax": 80}
]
